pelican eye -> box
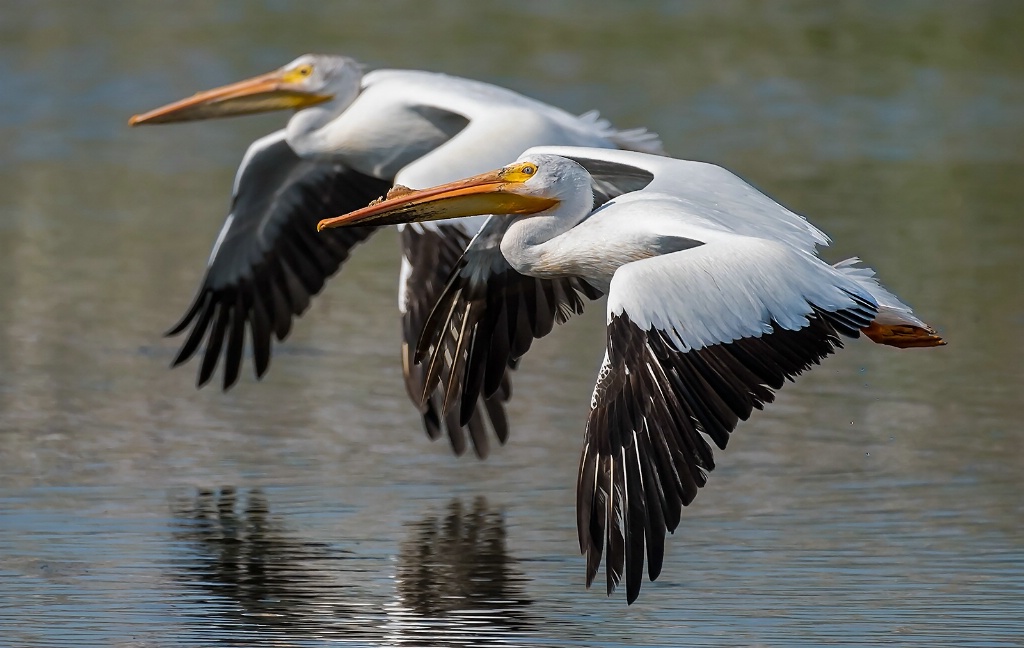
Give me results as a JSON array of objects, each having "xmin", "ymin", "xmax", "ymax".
[
  {"xmin": 502, "ymin": 163, "xmax": 538, "ymax": 183},
  {"xmin": 286, "ymin": 63, "xmax": 314, "ymax": 81}
]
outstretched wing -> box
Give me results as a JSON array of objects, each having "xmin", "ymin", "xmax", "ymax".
[
  {"xmin": 168, "ymin": 130, "xmax": 394, "ymax": 390},
  {"xmin": 412, "ymin": 216, "xmax": 603, "ymax": 454},
  {"xmin": 527, "ymin": 146, "xmax": 832, "ymax": 254},
  {"xmin": 577, "ymin": 235, "xmax": 879, "ymax": 603},
  {"xmin": 399, "ymin": 222, "xmax": 514, "ymax": 459}
]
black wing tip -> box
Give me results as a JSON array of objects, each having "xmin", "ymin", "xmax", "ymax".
[
  {"xmin": 165, "ymin": 321, "xmax": 190, "ymax": 338},
  {"xmin": 580, "ymin": 304, "xmax": 868, "ymax": 605},
  {"xmin": 164, "ymin": 301, "xmax": 201, "ymax": 338},
  {"xmin": 648, "ymin": 553, "xmax": 664, "ymax": 582},
  {"xmin": 170, "ymin": 339, "xmax": 265, "ymax": 392},
  {"xmin": 195, "ymin": 368, "xmax": 214, "ymax": 389},
  {"xmin": 169, "ymin": 350, "xmax": 192, "ymax": 370},
  {"xmin": 625, "ymin": 586, "xmax": 640, "ymax": 605},
  {"xmin": 165, "ymin": 154, "xmax": 390, "ymax": 390},
  {"xmin": 221, "ymin": 371, "xmax": 239, "ymax": 392},
  {"xmin": 584, "ymin": 545, "xmax": 648, "ymax": 604},
  {"xmin": 253, "ymin": 355, "xmax": 271, "ymax": 380}
]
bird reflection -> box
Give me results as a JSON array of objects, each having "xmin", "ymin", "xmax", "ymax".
[
  {"xmin": 387, "ymin": 497, "xmax": 537, "ymax": 647},
  {"xmin": 168, "ymin": 487, "xmax": 379, "ymax": 642},
  {"xmin": 169, "ymin": 489, "xmax": 538, "ymax": 646},
  {"xmin": 398, "ymin": 497, "xmax": 530, "ymax": 605}
]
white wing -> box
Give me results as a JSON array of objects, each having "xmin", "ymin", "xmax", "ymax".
[
  {"xmin": 577, "ymin": 234, "xmax": 879, "ymax": 603},
  {"xmin": 334, "ymin": 70, "xmax": 663, "ymax": 190},
  {"xmin": 527, "ymin": 146, "xmax": 830, "ymax": 253}
]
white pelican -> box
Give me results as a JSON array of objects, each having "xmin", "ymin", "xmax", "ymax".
[
  {"xmin": 317, "ymin": 146, "xmax": 946, "ymax": 602},
  {"xmin": 130, "ymin": 55, "xmax": 662, "ymax": 458}
]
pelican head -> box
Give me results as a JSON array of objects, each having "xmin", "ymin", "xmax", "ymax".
[
  {"xmin": 129, "ymin": 54, "xmax": 362, "ymax": 126},
  {"xmin": 317, "ymin": 153, "xmax": 592, "ymax": 229}
]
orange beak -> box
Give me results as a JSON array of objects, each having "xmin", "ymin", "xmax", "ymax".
[
  {"xmin": 129, "ymin": 70, "xmax": 331, "ymax": 126},
  {"xmin": 317, "ymin": 169, "xmax": 559, "ymax": 230}
]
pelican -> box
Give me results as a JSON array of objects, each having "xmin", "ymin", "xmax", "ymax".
[
  {"xmin": 129, "ymin": 55, "xmax": 662, "ymax": 458},
  {"xmin": 317, "ymin": 146, "xmax": 946, "ymax": 603}
]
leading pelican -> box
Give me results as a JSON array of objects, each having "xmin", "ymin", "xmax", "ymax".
[
  {"xmin": 130, "ymin": 55, "xmax": 661, "ymax": 458},
  {"xmin": 318, "ymin": 146, "xmax": 946, "ymax": 602}
]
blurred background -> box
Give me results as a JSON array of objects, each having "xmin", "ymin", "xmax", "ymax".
[{"xmin": 1, "ymin": 1, "xmax": 1022, "ymax": 646}]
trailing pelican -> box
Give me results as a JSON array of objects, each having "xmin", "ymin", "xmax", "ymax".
[
  {"xmin": 318, "ymin": 146, "xmax": 946, "ymax": 602},
  {"xmin": 129, "ymin": 55, "xmax": 662, "ymax": 458}
]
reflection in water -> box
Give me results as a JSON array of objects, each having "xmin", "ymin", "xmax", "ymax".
[
  {"xmin": 169, "ymin": 487, "xmax": 380, "ymax": 643},
  {"xmin": 170, "ymin": 489, "xmax": 538, "ymax": 646},
  {"xmin": 388, "ymin": 498, "xmax": 535, "ymax": 646}
]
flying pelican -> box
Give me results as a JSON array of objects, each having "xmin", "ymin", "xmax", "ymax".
[
  {"xmin": 129, "ymin": 55, "xmax": 662, "ymax": 458},
  {"xmin": 317, "ymin": 146, "xmax": 946, "ymax": 603}
]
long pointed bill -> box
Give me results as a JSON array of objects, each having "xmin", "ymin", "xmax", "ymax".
[
  {"xmin": 317, "ymin": 170, "xmax": 559, "ymax": 230},
  {"xmin": 129, "ymin": 71, "xmax": 332, "ymax": 126}
]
